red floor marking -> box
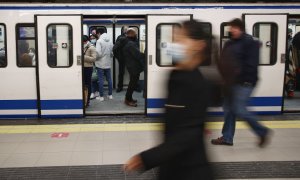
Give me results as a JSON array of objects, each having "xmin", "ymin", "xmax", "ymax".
[{"xmin": 51, "ymin": 132, "xmax": 69, "ymax": 138}]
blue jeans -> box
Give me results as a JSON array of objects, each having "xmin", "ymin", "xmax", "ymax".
[
  {"xmin": 91, "ymin": 80, "xmax": 99, "ymax": 94},
  {"xmin": 97, "ymin": 68, "xmax": 113, "ymax": 97},
  {"xmin": 222, "ymin": 85, "xmax": 268, "ymax": 143}
]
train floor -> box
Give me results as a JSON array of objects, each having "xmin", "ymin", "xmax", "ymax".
[
  {"xmin": 86, "ymin": 89, "xmax": 145, "ymax": 115},
  {"xmin": 0, "ymin": 118, "xmax": 299, "ymax": 179},
  {"xmin": 284, "ymin": 91, "xmax": 300, "ymax": 111}
]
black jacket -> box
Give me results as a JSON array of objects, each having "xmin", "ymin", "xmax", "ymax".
[
  {"xmin": 221, "ymin": 33, "xmax": 259, "ymax": 86},
  {"xmin": 122, "ymin": 39, "xmax": 145, "ymax": 75},
  {"xmin": 140, "ymin": 69, "xmax": 214, "ymax": 180}
]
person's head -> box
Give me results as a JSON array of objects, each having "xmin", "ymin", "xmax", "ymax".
[
  {"xmin": 126, "ymin": 28, "xmax": 137, "ymax": 41},
  {"xmin": 122, "ymin": 26, "xmax": 129, "ymax": 35},
  {"xmin": 172, "ymin": 20, "xmax": 210, "ymax": 69},
  {"xmin": 89, "ymin": 34, "xmax": 98, "ymax": 45},
  {"xmin": 91, "ymin": 28, "xmax": 97, "ymax": 35},
  {"xmin": 96, "ymin": 27, "xmax": 106, "ymax": 37},
  {"xmin": 83, "ymin": 35, "xmax": 89, "ymax": 44},
  {"xmin": 228, "ymin": 18, "xmax": 245, "ymax": 39},
  {"xmin": 18, "ymin": 40, "xmax": 29, "ymax": 54}
]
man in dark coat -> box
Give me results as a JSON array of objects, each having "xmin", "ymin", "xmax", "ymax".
[
  {"xmin": 211, "ymin": 18, "xmax": 271, "ymax": 147},
  {"xmin": 122, "ymin": 28, "xmax": 144, "ymax": 107},
  {"xmin": 115, "ymin": 26, "xmax": 128, "ymax": 92}
]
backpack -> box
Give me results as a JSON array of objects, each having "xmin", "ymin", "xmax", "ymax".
[{"xmin": 113, "ymin": 37, "xmax": 128, "ymax": 60}]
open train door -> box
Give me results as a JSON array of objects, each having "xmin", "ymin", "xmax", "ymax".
[
  {"xmin": 146, "ymin": 15, "xmax": 191, "ymax": 116},
  {"xmin": 35, "ymin": 15, "xmax": 83, "ymax": 118},
  {"xmin": 244, "ymin": 14, "xmax": 287, "ymax": 114}
]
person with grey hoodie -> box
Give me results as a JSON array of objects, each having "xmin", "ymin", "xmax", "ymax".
[{"xmin": 95, "ymin": 28, "xmax": 113, "ymax": 101}]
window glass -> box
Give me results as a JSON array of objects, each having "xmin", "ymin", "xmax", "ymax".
[
  {"xmin": 16, "ymin": 24, "xmax": 36, "ymax": 67},
  {"xmin": 0, "ymin": 24, "xmax": 6, "ymax": 67},
  {"xmin": 253, "ymin": 23, "xmax": 278, "ymax": 65},
  {"xmin": 47, "ymin": 24, "xmax": 72, "ymax": 67},
  {"xmin": 156, "ymin": 23, "xmax": 212, "ymax": 66},
  {"xmin": 220, "ymin": 22, "xmax": 231, "ymax": 49},
  {"xmin": 156, "ymin": 24, "xmax": 179, "ymax": 66}
]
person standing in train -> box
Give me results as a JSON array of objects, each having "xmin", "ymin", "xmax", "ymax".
[
  {"xmin": 122, "ymin": 28, "xmax": 144, "ymax": 107},
  {"xmin": 211, "ymin": 18, "xmax": 271, "ymax": 147},
  {"xmin": 95, "ymin": 27, "xmax": 114, "ymax": 101},
  {"xmin": 115, "ymin": 26, "xmax": 128, "ymax": 93},
  {"xmin": 83, "ymin": 35, "xmax": 97, "ymax": 107},
  {"xmin": 124, "ymin": 20, "xmax": 215, "ymax": 180}
]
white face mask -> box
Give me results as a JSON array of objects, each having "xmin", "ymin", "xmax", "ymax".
[
  {"xmin": 90, "ymin": 39, "xmax": 96, "ymax": 45},
  {"xmin": 165, "ymin": 42, "xmax": 187, "ymax": 63},
  {"xmin": 83, "ymin": 43, "xmax": 88, "ymax": 48}
]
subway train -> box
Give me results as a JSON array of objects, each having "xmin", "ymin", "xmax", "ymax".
[{"xmin": 0, "ymin": 3, "xmax": 300, "ymax": 118}]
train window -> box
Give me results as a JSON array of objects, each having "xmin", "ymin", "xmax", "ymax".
[
  {"xmin": 47, "ymin": 24, "xmax": 73, "ymax": 67},
  {"xmin": 253, "ymin": 23, "xmax": 278, "ymax": 65},
  {"xmin": 220, "ymin": 22, "xmax": 231, "ymax": 49},
  {"xmin": 156, "ymin": 23, "xmax": 181, "ymax": 66},
  {"xmin": 89, "ymin": 26, "xmax": 107, "ymax": 35},
  {"xmin": 16, "ymin": 24, "xmax": 36, "ymax": 67},
  {"xmin": 156, "ymin": 23, "xmax": 212, "ymax": 66},
  {"xmin": 0, "ymin": 24, "xmax": 7, "ymax": 67}
]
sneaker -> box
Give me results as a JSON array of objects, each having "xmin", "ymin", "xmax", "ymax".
[
  {"xmin": 96, "ymin": 96, "xmax": 104, "ymax": 101},
  {"xmin": 258, "ymin": 129, "xmax": 273, "ymax": 148},
  {"xmin": 211, "ymin": 137, "xmax": 233, "ymax": 146},
  {"xmin": 108, "ymin": 95, "xmax": 113, "ymax": 100},
  {"xmin": 90, "ymin": 93, "xmax": 95, "ymax": 99},
  {"xmin": 95, "ymin": 91, "xmax": 100, "ymax": 97}
]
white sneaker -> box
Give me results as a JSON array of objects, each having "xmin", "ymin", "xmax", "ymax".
[
  {"xmin": 90, "ymin": 93, "xmax": 95, "ymax": 99},
  {"xmin": 96, "ymin": 96, "xmax": 104, "ymax": 101},
  {"xmin": 108, "ymin": 95, "xmax": 113, "ymax": 100},
  {"xmin": 95, "ymin": 91, "xmax": 100, "ymax": 97}
]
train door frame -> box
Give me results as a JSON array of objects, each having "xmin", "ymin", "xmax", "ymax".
[
  {"xmin": 83, "ymin": 15, "xmax": 147, "ymax": 116},
  {"xmin": 35, "ymin": 14, "xmax": 84, "ymax": 118},
  {"xmin": 146, "ymin": 14, "xmax": 192, "ymax": 116},
  {"xmin": 283, "ymin": 14, "xmax": 300, "ymax": 113},
  {"xmin": 243, "ymin": 13, "xmax": 288, "ymax": 115}
]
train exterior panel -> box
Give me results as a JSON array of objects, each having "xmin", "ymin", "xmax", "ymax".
[{"xmin": 0, "ymin": 3, "xmax": 299, "ymax": 118}]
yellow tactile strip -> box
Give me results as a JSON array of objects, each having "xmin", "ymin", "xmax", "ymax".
[{"xmin": 0, "ymin": 121, "xmax": 299, "ymax": 134}]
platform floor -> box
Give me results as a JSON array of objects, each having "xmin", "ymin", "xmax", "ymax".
[{"xmin": 0, "ymin": 120, "xmax": 299, "ymax": 179}]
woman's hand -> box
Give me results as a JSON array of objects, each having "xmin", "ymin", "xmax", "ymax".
[{"xmin": 123, "ymin": 155, "xmax": 144, "ymax": 172}]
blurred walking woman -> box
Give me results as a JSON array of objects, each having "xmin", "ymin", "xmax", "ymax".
[{"xmin": 124, "ymin": 20, "xmax": 215, "ymax": 180}]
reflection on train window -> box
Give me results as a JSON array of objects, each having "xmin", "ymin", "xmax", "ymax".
[
  {"xmin": 156, "ymin": 23, "xmax": 181, "ymax": 66},
  {"xmin": 253, "ymin": 23, "xmax": 278, "ymax": 65},
  {"xmin": 16, "ymin": 24, "xmax": 36, "ymax": 67},
  {"xmin": 47, "ymin": 24, "xmax": 73, "ymax": 67},
  {"xmin": 0, "ymin": 24, "xmax": 7, "ymax": 67},
  {"xmin": 200, "ymin": 22, "xmax": 212, "ymax": 66}
]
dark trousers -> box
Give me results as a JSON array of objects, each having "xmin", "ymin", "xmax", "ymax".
[
  {"xmin": 84, "ymin": 67, "xmax": 93, "ymax": 105},
  {"xmin": 117, "ymin": 59, "xmax": 125, "ymax": 89},
  {"xmin": 126, "ymin": 73, "xmax": 140, "ymax": 101}
]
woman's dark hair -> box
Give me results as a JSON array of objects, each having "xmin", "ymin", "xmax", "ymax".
[
  {"xmin": 228, "ymin": 18, "xmax": 245, "ymax": 32},
  {"xmin": 82, "ymin": 35, "xmax": 89, "ymax": 42},
  {"xmin": 182, "ymin": 20, "xmax": 210, "ymax": 40},
  {"xmin": 182, "ymin": 20, "xmax": 212, "ymax": 65}
]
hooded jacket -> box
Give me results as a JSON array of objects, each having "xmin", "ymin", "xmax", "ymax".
[{"xmin": 95, "ymin": 33, "xmax": 113, "ymax": 69}]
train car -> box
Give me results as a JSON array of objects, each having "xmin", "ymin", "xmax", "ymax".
[{"xmin": 0, "ymin": 3, "xmax": 300, "ymax": 118}]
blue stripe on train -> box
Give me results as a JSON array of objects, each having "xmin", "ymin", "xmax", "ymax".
[
  {"xmin": 147, "ymin": 97, "xmax": 282, "ymax": 109},
  {"xmin": 0, "ymin": 100, "xmax": 37, "ymax": 110},
  {"xmin": 0, "ymin": 99, "xmax": 83, "ymax": 110},
  {"xmin": 41, "ymin": 100, "xmax": 83, "ymax": 110},
  {"xmin": 41, "ymin": 114, "xmax": 83, "ymax": 118}
]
